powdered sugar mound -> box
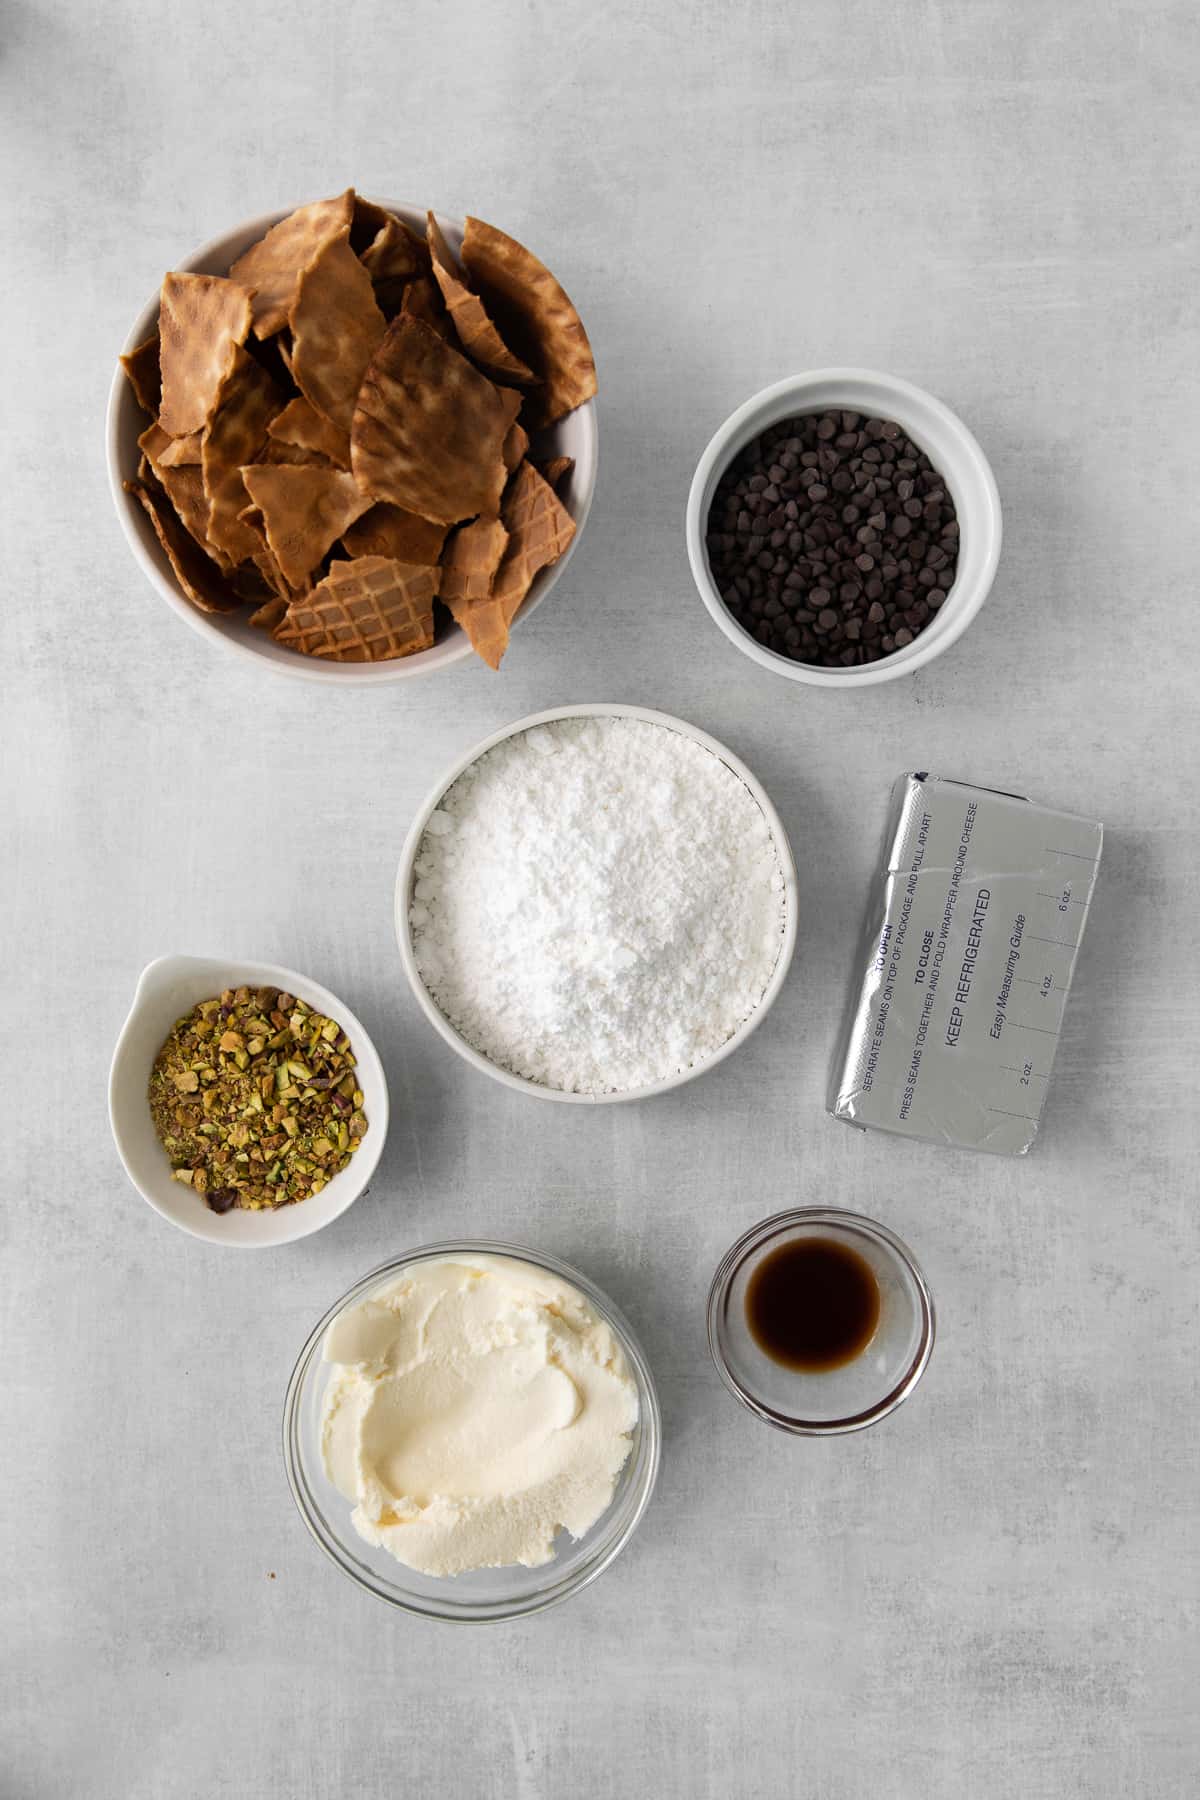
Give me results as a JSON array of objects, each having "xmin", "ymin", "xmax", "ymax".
[{"xmin": 410, "ymin": 717, "xmax": 787, "ymax": 1093}]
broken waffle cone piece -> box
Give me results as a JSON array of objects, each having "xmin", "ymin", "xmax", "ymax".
[
  {"xmin": 237, "ymin": 503, "xmax": 291, "ymax": 602},
  {"xmin": 492, "ymin": 460, "xmax": 577, "ymax": 626},
  {"xmin": 451, "ymin": 597, "xmax": 509, "ymax": 670},
  {"xmin": 157, "ymin": 273, "xmax": 255, "ymax": 437},
  {"xmin": 426, "ymin": 212, "xmax": 534, "ymax": 385},
  {"xmin": 352, "ymin": 198, "xmax": 431, "ymax": 289},
  {"xmin": 273, "ymin": 555, "xmax": 437, "ymax": 661},
  {"xmin": 267, "ymin": 395, "xmax": 350, "ymax": 467},
  {"xmin": 399, "ymin": 274, "xmax": 452, "ymax": 340},
  {"xmin": 248, "ymin": 593, "xmax": 289, "ymax": 632},
  {"xmin": 341, "ymin": 503, "xmax": 447, "ymax": 566},
  {"xmin": 139, "ymin": 424, "xmax": 232, "ymax": 567},
  {"xmin": 440, "ymin": 513, "xmax": 512, "ymax": 670},
  {"xmin": 350, "ymin": 315, "xmax": 521, "ymax": 524},
  {"xmin": 157, "ymin": 430, "xmax": 203, "ymax": 467},
  {"xmin": 260, "ymin": 437, "xmax": 335, "ymax": 468},
  {"xmin": 138, "ymin": 421, "xmax": 202, "ymax": 470},
  {"xmin": 158, "ymin": 465, "xmax": 232, "ymax": 569},
  {"xmin": 230, "ymin": 189, "xmax": 355, "ymax": 338},
  {"xmin": 289, "ymin": 228, "xmax": 386, "ymax": 432},
  {"xmin": 241, "ymin": 464, "xmax": 371, "ymax": 588},
  {"xmin": 440, "ymin": 515, "xmax": 509, "ymax": 610},
  {"xmin": 230, "ymin": 561, "xmax": 277, "ymax": 606},
  {"xmin": 125, "ymin": 477, "xmax": 238, "ymax": 615},
  {"xmin": 537, "ymin": 455, "xmax": 574, "ymax": 495},
  {"xmin": 120, "ymin": 335, "xmax": 161, "ymax": 415},
  {"xmin": 503, "ymin": 421, "xmax": 530, "ymax": 473},
  {"xmin": 201, "ymin": 349, "xmax": 284, "ymax": 563},
  {"xmin": 461, "ymin": 216, "xmax": 597, "ymax": 426}
]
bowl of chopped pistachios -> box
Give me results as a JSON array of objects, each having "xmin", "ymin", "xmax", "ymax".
[{"xmin": 109, "ymin": 954, "xmax": 389, "ymax": 1246}]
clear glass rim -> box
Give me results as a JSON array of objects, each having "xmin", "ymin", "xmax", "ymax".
[
  {"xmin": 283, "ymin": 1239, "xmax": 662, "ymax": 1622},
  {"xmin": 706, "ymin": 1207, "xmax": 935, "ymax": 1436}
]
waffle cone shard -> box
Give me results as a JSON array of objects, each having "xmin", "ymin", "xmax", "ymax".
[
  {"xmin": 273, "ymin": 555, "xmax": 437, "ymax": 661},
  {"xmin": 439, "ymin": 516, "xmax": 510, "ymax": 670},
  {"xmin": 120, "ymin": 335, "xmax": 161, "ymax": 414},
  {"xmin": 354, "ymin": 199, "xmax": 430, "ymax": 313},
  {"xmin": 426, "ymin": 212, "xmax": 534, "ymax": 385},
  {"xmin": 139, "ymin": 421, "xmax": 203, "ymax": 474},
  {"xmin": 440, "ymin": 516, "xmax": 509, "ymax": 608},
  {"xmin": 492, "ymin": 460, "xmax": 577, "ymax": 625},
  {"xmin": 341, "ymin": 503, "xmax": 446, "ymax": 565},
  {"xmin": 461, "ymin": 216, "xmax": 597, "ymax": 426},
  {"xmin": 260, "ymin": 437, "xmax": 335, "ymax": 468},
  {"xmin": 503, "ymin": 421, "xmax": 530, "ymax": 473},
  {"xmin": 125, "ymin": 477, "xmax": 238, "ymax": 615},
  {"xmin": 538, "ymin": 455, "xmax": 574, "ymax": 495},
  {"xmin": 400, "ymin": 274, "xmax": 452, "ymax": 339},
  {"xmin": 350, "ymin": 314, "xmax": 521, "ymax": 524},
  {"xmin": 159, "ymin": 466, "xmax": 232, "ymax": 569},
  {"xmin": 241, "ymin": 464, "xmax": 371, "ymax": 588},
  {"xmin": 201, "ymin": 349, "xmax": 284, "ymax": 563},
  {"xmin": 230, "ymin": 190, "xmax": 355, "ymax": 338},
  {"xmin": 267, "ymin": 396, "xmax": 350, "ymax": 467},
  {"xmin": 236, "ymin": 503, "xmax": 301, "ymax": 604},
  {"xmin": 289, "ymin": 229, "xmax": 386, "ymax": 431},
  {"xmin": 158, "ymin": 273, "xmax": 255, "ymax": 437}
]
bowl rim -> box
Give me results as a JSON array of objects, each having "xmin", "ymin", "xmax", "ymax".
[
  {"xmin": 108, "ymin": 952, "xmax": 390, "ymax": 1247},
  {"xmin": 684, "ymin": 366, "xmax": 1002, "ymax": 689},
  {"xmin": 706, "ymin": 1206, "xmax": 936, "ymax": 1434},
  {"xmin": 282, "ymin": 1239, "xmax": 663, "ymax": 1621},
  {"xmin": 393, "ymin": 702, "xmax": 799, "ymax": 1103},
  {"xmin": 106, "ymin": 198, "xmax": 598, "ymax": 684}
]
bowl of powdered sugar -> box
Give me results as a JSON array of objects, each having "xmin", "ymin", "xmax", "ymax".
[{"xmin": 396, "ymin": 704, "xmax": 797, "ymax": 1100}]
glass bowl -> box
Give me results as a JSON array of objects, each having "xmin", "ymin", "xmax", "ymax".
[
  {"xmin": 283, "ymin": 1241, "xmax": 661, "ymax": 1621},
  {"xmin": 707, "ymin": 1208, "xmax": 934, "ymax": 1434}
]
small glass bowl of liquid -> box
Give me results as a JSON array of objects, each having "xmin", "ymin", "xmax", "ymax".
[{"xmin": 707, "ymin": 1208, "xmax": 935, "ymax": 1435}]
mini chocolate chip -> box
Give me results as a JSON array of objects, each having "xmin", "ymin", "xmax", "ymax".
[{"xmin": 705, "ymin": 410, "xmax": 958, "ymax": 667}]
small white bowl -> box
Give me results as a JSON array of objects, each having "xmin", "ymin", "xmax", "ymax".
[
  {"xmin": 109, "ymin": 954, "xmax": 389, "ymax": 1246},
  {"xmin": 394, "ymin": 703, "xmax": 798, "ymax": 1103},
  {"xmin": 107, "ymin": 201, "xmax": 598, "ymax": 683},
  {"xmin": 685, "ymin": 368, "xmax": 1002, "ymax": 687}
]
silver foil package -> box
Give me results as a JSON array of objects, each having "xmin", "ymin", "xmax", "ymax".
[{"xmin": 829, "ymin": 773, "xmax": 1103, "ymax": 1155}]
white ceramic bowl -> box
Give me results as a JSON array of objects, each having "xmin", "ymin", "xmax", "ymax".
[
  {"xmin": 107, "ymin": 201, "xmax": 598, "ymax": 682},
  {"xmin": 685, "ymin": 368, "xmax": 1002, "ymax": 687},
  {"xmin": 394, "ymin": 703, "xmax": 799, "ymax": 1103},
  {"xmin": 109, "ymin": 954, "xmax": 389, "ymax": 1246}
]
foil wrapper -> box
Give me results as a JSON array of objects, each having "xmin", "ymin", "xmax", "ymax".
[{"xmin": 829, "ymin": 773, "xmax": 1103, "ymax": 1155}]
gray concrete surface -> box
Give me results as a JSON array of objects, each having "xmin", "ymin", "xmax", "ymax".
[{"xmin": 4, "ymin": 2, "xmax": 1198, "ymax": 1794}]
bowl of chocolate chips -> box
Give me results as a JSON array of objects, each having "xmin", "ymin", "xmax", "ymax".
[{"xmin": 686, "ymin": 369, "xmax": 1002, "ymax": 687}]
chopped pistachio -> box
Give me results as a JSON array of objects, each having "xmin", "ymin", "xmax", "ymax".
[{"xmin": 147, "ymin": 986, "xmax": 368, "ymax": 1216}]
